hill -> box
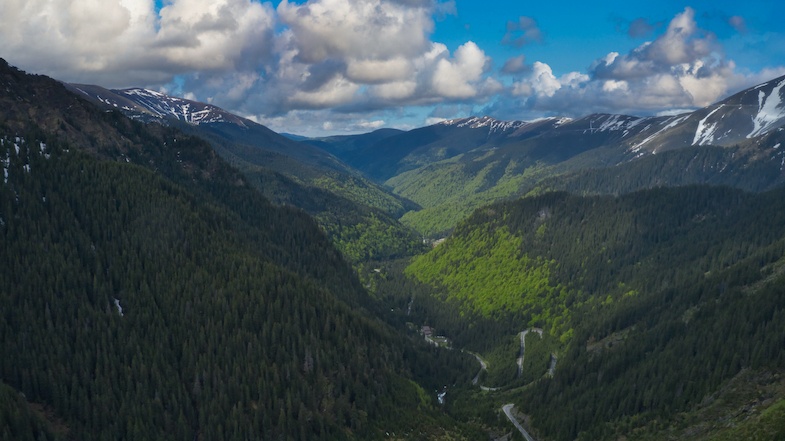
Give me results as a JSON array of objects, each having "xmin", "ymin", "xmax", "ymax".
[
  {"xmin": 65, "ymin": 83, "xmax": 423, "ymax": 262},
  {"xmin": 401, "ymin": 185, "xmax": 785, "ymax": 440},
  {"xmin": 0, "ymin": 58, "xmax": 477, "ymax": 440}
]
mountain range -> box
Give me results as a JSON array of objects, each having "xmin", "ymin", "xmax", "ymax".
[
  {"xmin": 64, "ymin": 82, "xmax": 424, "ymax": 262},
  {"xmin": 307, "ymin": 74, "xmax": 785, "ymax": 236},
  {"xmin": 3, "ymin": 57, "xmax": 785, "ymax": 441},
  {"xmin": 63, "ymin": 72, "xmax": 785, "ymax": 239}
]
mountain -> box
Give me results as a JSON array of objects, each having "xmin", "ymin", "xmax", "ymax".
[
  {"xmin": 315, "ymin": 75, "xmax": 785, "ymax": 237},
  {"xmin": 64, "ymin": 83, "xmax": 372, "ymax": 181},
  {"xmin": 398, "ymin": 185, "xmax": 785, "ymax": 440},
  {"xmin": 315, "ymin": 116, "xmax": 567, "ymax": 183},
  {"xmin": 67, "ymin": 84, "xmax": 249, "ymax": 126},
  {"xmin": 304, "ymin": 128, "xmax": 404, "ymax": 157},
  {"xmin": 65, "ymin": 83, "xmax": 423, "ymax": 262},
  {"xmin": 626, "ymin": 75, "xmax": 785, "ymax": 152},
  {"xmin": 0, "ymin": 58, "xmax": 479, "ymax": 440}
]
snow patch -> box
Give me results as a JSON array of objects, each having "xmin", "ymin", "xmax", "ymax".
[
  {"xmin": 441, "ymin": 116, "xmax": 530, "ymax": 133},
  {"xmin": 630, "ymin": 115, "xmax": 690, "ymax": 152},
  {"xmin": 93, "ymin": 88, "xmax": 241, "ymax": 126},
  {"xmin": 621, "ymin": 117, "xmax": 646, "ymax": 137},
  {"xmin": 748, "ymin": 78, "xmax": 785, "ymax": 138},
  {"xmin": 597, "ymin": 114, "xmax": 628, "ymax": 132},
  {"xmin": 692, "ymin": 105, "xmax": 724, "ymax": 145}
]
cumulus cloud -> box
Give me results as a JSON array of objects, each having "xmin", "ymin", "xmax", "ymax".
[
  {"xmin": 210, "ymin": 0, "xmax": 495, "ymax": 119},
  {"xmin": 432, "ymin": 42, "xmax": 489, "ymax": 98},
  {"xmin": 277, "ymin": 0, "xmax": 433, "ymax": 65},
  {"xmin": 490, "ymin": 7, "xmax": 785, "ymax": 120},
  {"xmin": 587, "ymin": 7, "xmax": 734, "ymax": 109},
  {"xmin": 593, "ymin": 8, "xmax": 718, "ymax": 81},
  {"xmin": 0, "ymin": 0, "xmax": 276, "ymax": 87},
  {"xmin": 528, "ymin": 62, "xmax": 562, "ymax": 97}
]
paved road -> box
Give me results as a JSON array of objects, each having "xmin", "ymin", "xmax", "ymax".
[
  {"xmin": 517, "ymin": 328, "xmax": 543, "ymax": 378},
  {"xmin": 516, "ymin": 330, "xmax": 527, "ymax": 377},
  {"xmin": 502, "ymin": 404, "xmax": 536, "ymax": 441},
  {"xmin": 470, "ymin": 352, "xmax": 488, "ymax": 385}
]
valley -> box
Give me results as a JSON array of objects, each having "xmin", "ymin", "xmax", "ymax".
[{"xmin": 2, "ymin": 58, "xmax": 785, "ymax": 441}]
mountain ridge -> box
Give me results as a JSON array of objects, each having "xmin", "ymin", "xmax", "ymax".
[
  {"xmin": 309, "ymin": 74, "xmax": 785, "ymax": 236},
  {"xmin": 64, "ymin": 78, "xmax": 425, "ymax": 262}
]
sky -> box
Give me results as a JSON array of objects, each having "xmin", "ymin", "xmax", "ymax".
[{"xmin": 2, "ymin": 0, "xmax": 785, "ymax": 136}]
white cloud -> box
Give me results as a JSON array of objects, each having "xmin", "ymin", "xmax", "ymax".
[
  {"xmin": 371, "ymin": 81, "xmax": 419, "ymax": 101},
  {"xmin": 644, "ymin": 8, "xmax": 713, "ymax": 66},
  {"xmin": 156, "ymin": 0, "xmax": 275, "ymax": 69},
  {"xmin": 602, "ymin": 79, "xmax": 629, "ymax": 93},
  {"xmin": 560, "ymin": 72, "xmax": 589, "ymax": 88},
  {"xmin": 205, "ymin": 0, "xmax": 496, "ymax": 116},
  {"xmin": 494, "ymin": 7, "xmax": 784, "ymax": 120},
  {"xmin": 346, "ymin": 57, "xmax": 412, "ymax": 83},
  {"xmin": 511, "ymin": 81, "xmax": 533, "ymax": 97},
  {"xmin": 290, "ymin": 75, "xmax": 361, "ymax": 108},
  {"xmin": 529, "ymin": 62, "xmax": 561, "ymax": 97},
  {"xmin": 0, "ymin": 0, "xmax": 276, "ymax": 87},
  {"xmin": 354, "ymin": 120, "xmax": 386, "ymax": 130},
  {"xmin": 592, "ymin": 8, "xmax": 717, "ymax": 81},
  {"xmin": 425, "ymin": 117, "xmax": 448, "ymax": 125},
  {"xmin": 277, "ymin": 0, "xmax": 433, "ymax": 63},
  {"xmin": 585, "ymin": 8, "xmax": 734, "ymax": 110},
  {"xmin": 432, "ymin": 41, "xmax": 489, "ymax": 98}
]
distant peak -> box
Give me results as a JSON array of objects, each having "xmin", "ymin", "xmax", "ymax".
[{"xmin": 439, "ymin": 116, "xmax": 526, "ymax": 132}]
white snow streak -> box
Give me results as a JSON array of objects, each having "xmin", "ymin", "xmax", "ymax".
[
  {"xmin": 631, "ymin": 115, "xmax": 690, "ymax": 152},
  {"xmin": 748, "ymin": 78, "xmax": 785, "ymax": 138},
  {"xmin": 113, "ymin": 298, "xmax": 124, "ymax": 317},
  {"xmin": 692, "ymin": 105, "xmax": 724, "ymax": 145}
]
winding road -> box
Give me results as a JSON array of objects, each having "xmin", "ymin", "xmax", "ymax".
[
  {"xmin": 471, "ymin": 353, "xmax": 487, "ymax": 385},
  {"xmin": 516, "ymin": 328, "xmax": 543, "ymax": 378},
  {"xmin": 502, "ymin": 404, "xmax": 537, "ymax": 441},
  {"xmin": 465, "ymin": 329, "xmax": 548, "ymax": 439}
]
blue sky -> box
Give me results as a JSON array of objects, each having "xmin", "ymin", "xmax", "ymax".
[{"xmin": 2, "ymin": 0, "xmax": 784, "ymax": 136}]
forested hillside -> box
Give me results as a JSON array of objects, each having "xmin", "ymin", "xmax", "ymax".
[
  {"xmin": 403, "ymin": 186, "xmax": 785, "ymax": 439},
  {"xmin": 67, "ymin": 82, "xmax": 424, "ymax": 263},
  {"xmin": 0, "ymin": 59, "xmax": 477, "ymax": 440}
]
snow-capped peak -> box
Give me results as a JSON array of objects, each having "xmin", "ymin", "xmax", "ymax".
[
  {"xmin": 115, "ymin": 88, "xmax": 244, "ymax": 126},
  {"xmin": 440, "ymin": 115, "xmax": 568, "ymax": 133},
  {"xmin": 748, "ymin": 77, "xmax": 785, "ymax": 138},
  {"xmin": 66, "ymin": 83, "xmax": 249, "ymax": 128}
]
